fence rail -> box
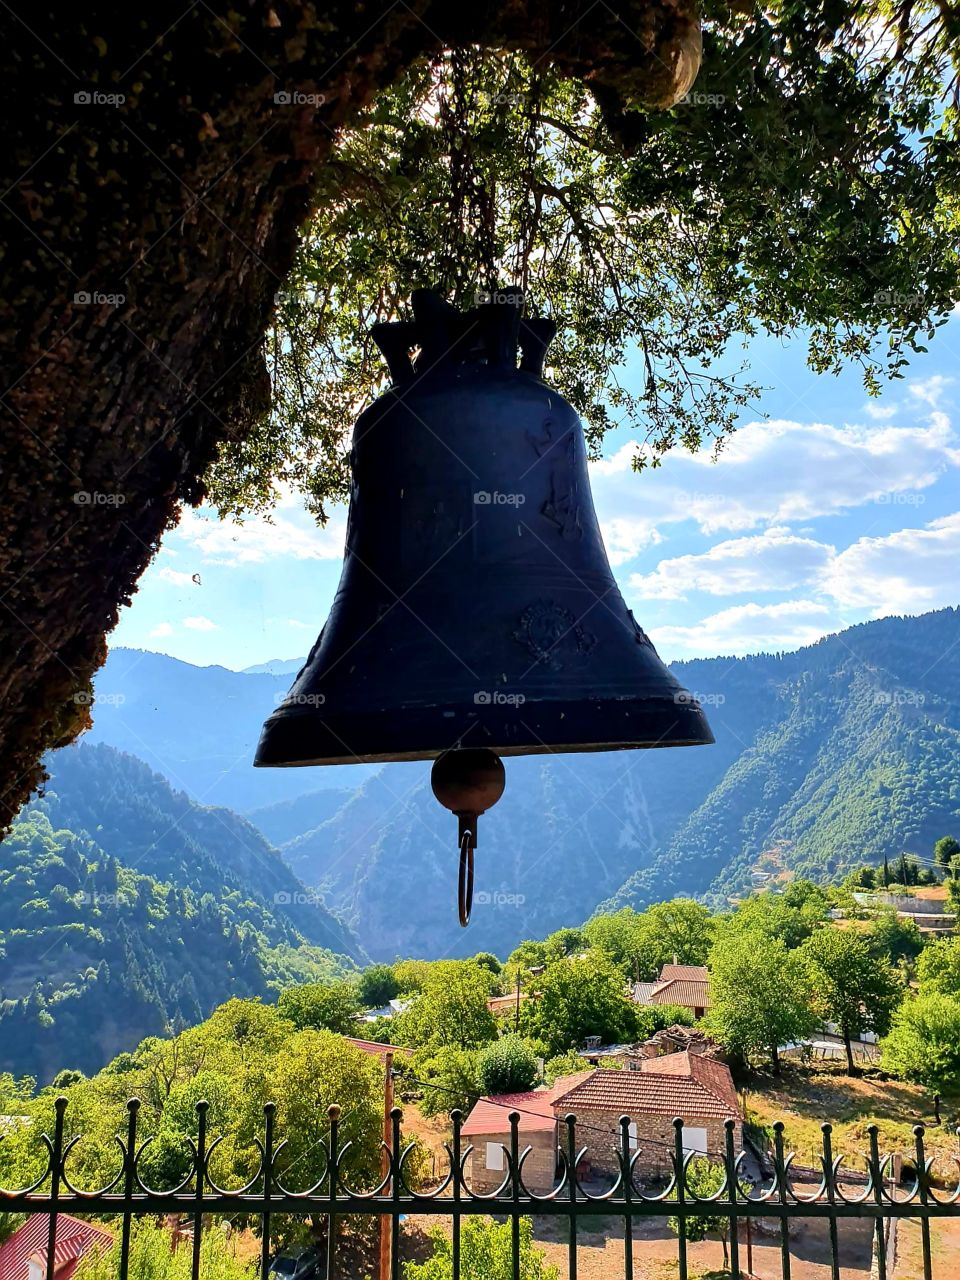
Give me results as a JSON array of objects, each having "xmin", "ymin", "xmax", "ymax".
[{"xmin": 3, "ymin": 1096, "xmax": 960, "ymax": 1280}]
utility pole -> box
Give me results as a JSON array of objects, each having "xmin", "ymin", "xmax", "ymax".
[
  {"xmin": 514, "ymin": 971, "xmax": 522, "ymax": 1033},
  {"xmin": 379, "ymin": 1051, "xmax": 395, "ymax": 1280}
]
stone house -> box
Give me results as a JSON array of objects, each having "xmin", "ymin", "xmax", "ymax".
[
  {"xmin": 631, "ymin": 962, "xmax": 712, "ymax": 1020},
  {"xmin": 462, "ymin": 1073, "xmax": 590, "ymax": 1194},
  {"xmin": 552, "ymin": 1051, "xmax": 742, "ymax": 1181}
]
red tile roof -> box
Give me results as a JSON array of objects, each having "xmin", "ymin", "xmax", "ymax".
[
  {"xmin": 650, "ymin": 977, "xmax": 711, "ymax": 1009},
  {"xmin": 659, "ymin": 964, "xmax": 710, "ymax": 983},
  {"xmin": 552, "ymin": 1053, "xmax": 739, "ymax": 1121},
  {"xmin": 461, "ymin": 1073, "xmax": 592, "ymax": 1136},
  {"xmin": 0, "ymin": 1214, "xmax": 112, "ymax": 1280}
]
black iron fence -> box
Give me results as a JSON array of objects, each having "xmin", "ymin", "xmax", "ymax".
[{"xmin": 2, "ymin": 1096, "xmax": 959, "ymax": 1280}]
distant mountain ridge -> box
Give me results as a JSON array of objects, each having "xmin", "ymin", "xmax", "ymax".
[{"xmin": 73, "ymin": 608, "xmax": 960, "ymax": 962}]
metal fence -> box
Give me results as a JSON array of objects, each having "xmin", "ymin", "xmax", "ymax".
[{"xmin": 2, "ymin": 1096, "xmax": 959, "ymax": 1280}]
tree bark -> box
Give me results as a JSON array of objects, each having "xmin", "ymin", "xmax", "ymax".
[
  {"xmin": 843, "ymin": 1024, "xmax": 857, "ymax": 1076},
  {"xmin": 0, "ymin": 1, "xmax": 701, "ymax": 829},
  {"xmin": 771, "ymin": 1042, "xmax": 780, "ymax": 1075}
]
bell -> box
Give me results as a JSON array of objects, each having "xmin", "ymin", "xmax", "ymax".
[{"xmin": 256, "ymin": 288, "xmax": 713, "ymax": 921}]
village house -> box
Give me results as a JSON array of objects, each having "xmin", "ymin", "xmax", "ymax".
[
  {"xmin": 0, "ymin": 1213, "xmax": 112, "ymax": 1280},
  {"xmin": 462, "ymin": 1073, "xmax": 590, "ymax": 1193},
  {"xmin": 554, "ymin": 1052, "xmax": 742, "ymax": 1181},
  {"xmin": 463, "ymin": 1054, "xmax": 741, "ymax": 1192},
  {"xmin": 631, "ymin": 962, "xmax": 711, "ymax": 1020}
]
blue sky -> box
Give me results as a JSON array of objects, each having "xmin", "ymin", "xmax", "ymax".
[{"xmin": 112, "ymin": 319, "xmax": 960, "ymax": 671}]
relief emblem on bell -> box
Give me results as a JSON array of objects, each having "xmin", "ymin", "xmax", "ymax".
[{"xmin": 514, "ymin": 600, "xmax": 596, "ymax": 670}]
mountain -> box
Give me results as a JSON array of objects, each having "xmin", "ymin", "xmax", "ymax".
[
  {"xmin": 72, "ymin": 610, "xmax": 960, "ymax": 963},
  {"xmin": 242, "ymin": 657, "xmax": 307, "ymax": 675},
  {"xmin": 86, "ymin": 647, "xmax": 374, "ymax": 812},
  {"xmin": 274, "ymin": 609, "xmax": 960, "ymax": 960},
  {"xmin": 0, "ymin": 743, "xmax": 363, "ymax": 1080}
]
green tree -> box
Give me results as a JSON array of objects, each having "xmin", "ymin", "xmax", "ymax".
[
  {"xmin": 404, "ymin": 1216, "xmax": 558, "ymax": 1280},
  {"xmin": 707, "ymin": 931, "xmax": 816, "ymax": 1073},
  {"xmin": 881, "ymin": 993, "xmax": 960, "ymax": 1092},
  {"xmin": 527, "ymin": 951, "xmax": 639, "ymax": 1057},
  {"xmin": 917, "ymin": 937, "xmax": 960, "ymax": 997},
  {"xmin": 934, "ymin": 836, "xmax": 960, "ymax": 869},
  {"xmin": 397, "ymin": 961, "xmax": 497, "ymax": 1051},
  {"xmin": 478, "ymin": 1036, "xmax": 539, "ymax": 1095},
  {"xmin": 866, "ymin": 908, "xmax": 923, "ymax": 967},
  {"xmin": 75, "ymin": 1216, "xmax": 255, "ymax": 1279},
  {"xmin": 473, "ymin": 952, "xmax": 503, "ymax": 978},
  {"xmin": 668, "ymin": 1158, "xmax": 731, "ymax": 1270},
  {"xmin": 276, "ymin": 980, "xmax": 360, "ymax": 1035},
  {"xmin": 413, "ymin": 1045, "xmax": 483, "ymax": 1119},
  {"xmin": 801, "ymin": 929, "xmax": 902, "ymax": 1075},
  {"xmin": 357, "ymin": 963, "xmax": 399, "ymax": 1009}
]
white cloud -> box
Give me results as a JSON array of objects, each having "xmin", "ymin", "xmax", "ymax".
[
  {"xmin": 174, "ymin": 506, "xmax": 347, "ymax": 566},
  {"xmin": 629, "ymin": 528, "xmax": 834, "ymax": 601},
  {"xmin": 863, "ymin": 403, "xmax": 898, "ymax": 421},
  {"xmin": 148, "ymin": 622, "xmax": 174, "ymax": 638},
  {"xmin": 286, "ymin": 618, "xmax": 312, "ymax": 629},
  {"xmin": 591, "ymin": 416, "xmax": 956, "ymax": 545},
  {"xmin": 819, "ymin": 512, "xmax": 960, "ymax": 613},
  {"xmin": 157, "ymin": 566, "xmax": 197, "ymax": 587},
  {"xmin": 183, "ymin": 615, "xmax": 220, "ymax": 632},
  {"xmin": 909, "ymin": 376, "xmax": 953, "ymax": 408},
  {"xmin": 656, "ymin": 600, "xmax": 837, "ymax": 659}
]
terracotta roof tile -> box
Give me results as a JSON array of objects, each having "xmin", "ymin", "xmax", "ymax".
[
  {"xmin": 659, "ymin": 964, "xmax": 710, "ymax": 983},
  {"xmin": 551, "ymin": 1054, "xmax": 739, "ymax": 1121},
  {"xmin": 461, "ymin": 1072, "xmax": 592, "ymax": 1136},
  {"xmin": 651, "ymin": 978, "xmax": 711, "ymax": 1009},
  {"xmin": 0, "ymin": 1214, "xmax": 112, "ymax": 1280}
]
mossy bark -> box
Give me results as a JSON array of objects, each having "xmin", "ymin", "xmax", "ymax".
[{"xmin": 0, "ymin": 0, "xmax": 700, "ymax": 828}]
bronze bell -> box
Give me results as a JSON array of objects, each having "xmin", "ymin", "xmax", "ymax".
[{"xmin": 255, "ymin": 288, "xmax": 713, "ymax": 923}]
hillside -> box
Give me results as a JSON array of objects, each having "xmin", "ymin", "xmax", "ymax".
[
  {"xmin": 54, "ymin": 608, "xmax": 960, "ymax": 961},
  {"xmin": 85, "ymin": 647, "xmax": 374, "ymax": 811},
  {"xmin": 0, "ymin": 744, "xmax": 363, "ymax": 1080}
]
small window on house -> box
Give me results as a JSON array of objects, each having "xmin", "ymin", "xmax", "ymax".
[
  {"xmin": 682, "ymin": 1126, "xmax": 708, "ymax": 1156},
  {"xmin": 486, "ymin": 1141, "xmax": 504, "ymax": 1170}
]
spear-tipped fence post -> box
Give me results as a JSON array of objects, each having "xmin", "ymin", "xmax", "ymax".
[
  {"xmin": 192, "ymin": 1100, "xmax": 209, "ymax": 1280},
  {"xmin": 565, "ymin": 1114, "xmax": 578, "ymax": 1280},
  {"xmin": 260, "ymin": 1103, "xmax": 276, "ymax": 1280},
  {"xmin": 673, "ymin": 1118, "xmax": 687, "ymax": 1280},
  {"xmin": 451, "ymin": 1109, "xmax": 462, "ymax": 1280},
  {"xmin": 914, "ymin": 1125, "xmax": 932, "ymax": 1280},
  {"xmin": 390, "ymin": 1105, "xmax": 403, "ymax": 1280},
  {"xmin": 45, "ymin": 1097, "xmax": 67, "ymax": 1280},
  {"xmin": 724, "ymin": 1117, "xmax": 741, "ymax": 1280},
  {"xmin": 620, "ymin": 1116, "xmax": 634, "ymax": 1280},
  {"xmin": 868, "ymin": 1124, "xmax": 887, "ymax": 1280},
  {"xmin": 773, "ymin": 1121, "xmax": 791, "ymax": 1280},
  {"xmin": 327, "ymin": 1104, "xmax": 340, "ymax": 1280},
  {"xmin": 119, "ymin": 1099, "xmax": 140, "ymax": 1279}
]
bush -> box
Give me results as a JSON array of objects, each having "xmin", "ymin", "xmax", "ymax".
[{"xmin": 478, "ymin": 1036, "xmax": 539, "ymax": 1095}]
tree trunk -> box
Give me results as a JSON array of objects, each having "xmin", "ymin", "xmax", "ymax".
[
  {"xmin": 771, "ymin": 1042, "xmax": 780, "ymax": 1075},
  {"xmin": 0, "ymin": 1, "xmax": 700, "ymax": 830},
  {"xmin": 843, "ymin": 1024, "xmax": 857, "ymax": 1076}
]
